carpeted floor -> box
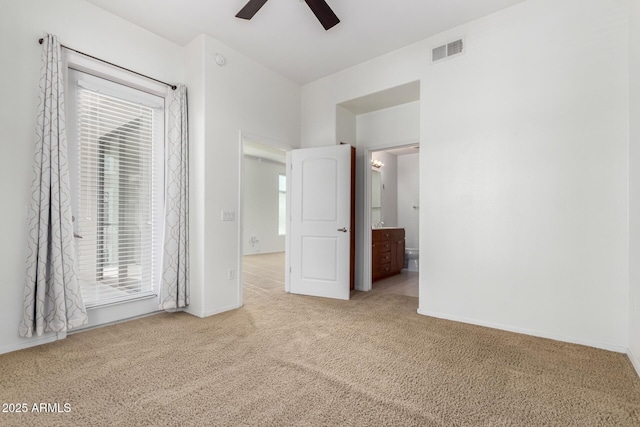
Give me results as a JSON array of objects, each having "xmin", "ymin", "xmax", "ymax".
[{"xmin": 1, "ymin": 252, "xmax": 639, "ymax": 426}]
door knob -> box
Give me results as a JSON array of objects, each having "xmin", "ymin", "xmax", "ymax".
[{"xmin": 337, "ymin": 227, "xmax": 347, "ymax": 233}]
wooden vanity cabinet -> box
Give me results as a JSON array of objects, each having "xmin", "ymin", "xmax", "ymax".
[{"xmin": 372, "ymin": 228, "xmax": 405, "ymax": 281}]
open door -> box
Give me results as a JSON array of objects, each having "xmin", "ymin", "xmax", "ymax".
[{"xmin": 289, "ymin": 144, "xmax": 352, "ymax": 300}]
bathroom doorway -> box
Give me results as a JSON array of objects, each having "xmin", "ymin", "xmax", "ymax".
[
  {"xmin": 366, "ymin": 144, "xmax": 419, "ymax": 297},
  {"xmin": 335, "ymin": 79, "xmax": 420, "ymax": 295}
]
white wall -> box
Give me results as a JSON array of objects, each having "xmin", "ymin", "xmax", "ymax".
[
  {"xmin": 243, "ymin": 157, "xmax": 286, "ymax": 255},
  {"xmin": 421, "ymin": 0, "xmax": 628, "ymax": 352},
  {"xmin": 398, "ymin": 154, "xmax": 420, "ymax": 250},
  {"xmin": 336, "ymin": 105, "xmax": 356, "ymax": 146},
  {"xmin": 356, "ymin": 101, "xmax": 420, "ymax": 149},
  {"xmin": 629, "ymin": 0, "xmax": 640, "ymax": 375},
  {"xmin": 301, "ymin": 0, "xmax": 630, "ymax": 351},
  {"xmin": 0, "ymin": 0, "xmax": 184, "ymax": 353},
  {"xmin": 184, "ymin": 35, "xmax": 207, "ymax": 318},
  {"xmin": 199, "ymin": 35, "xmax": 300, "ymax": 317}
]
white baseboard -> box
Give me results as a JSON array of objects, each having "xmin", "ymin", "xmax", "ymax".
[
  {"xmin": 0, "ymin": 333, "xmax": 61, "ymax": 355},
  {"xmin": 186, "ymin": 304, "xmax": 242, "ymax": 318},
  {"xmin": 417, "ymin": 308, "xmax": 627, "ymax": 354},
  {"xmin": 71, "ymin": 311, "xmax": 162, "ymax": 334},
  {"xmin": 628, "ymin": 349, "xmax": 640, "ymax": 378}
]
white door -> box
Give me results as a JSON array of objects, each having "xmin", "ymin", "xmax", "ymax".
[{"xmin": 289, "ymin": 144, "xmax": 351, "ymax": 300}]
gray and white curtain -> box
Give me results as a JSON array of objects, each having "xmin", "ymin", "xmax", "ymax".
[
  {"xmin": 19, "ymin": 34, "xmax": 88, "ymax": 337},
  {"xmin": 160, "ymin": 85, "xmax": 189, "ymax": 309}
]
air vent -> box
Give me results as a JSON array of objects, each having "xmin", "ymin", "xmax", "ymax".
[
  {"xmin": 431, "ymin": 38, "xmax": 464, "ymax": 63},
  {"xmin": 431, "ymin": 45, "xmax": 447, "ymax": 62},
  {"xmin": 447, "ymin": 39, "xmax": 464, "ymax": 56}
]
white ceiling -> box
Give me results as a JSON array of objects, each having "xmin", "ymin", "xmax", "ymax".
[{"xmin": 85, "ymin": 0, "xmax": 526, "ymax": 84}]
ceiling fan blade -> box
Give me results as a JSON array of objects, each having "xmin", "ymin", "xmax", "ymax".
[
  {"xmin": 236, "ymin": 0, "xmax": 269, "ymax": 20},
  {"xmin": 304, "ymin": 0, "xmax": 340, "ymax": 31}
]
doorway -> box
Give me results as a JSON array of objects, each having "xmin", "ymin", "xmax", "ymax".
[
  {"xmin": 334, "ymin": 79, "xmax": 420, "ymax": 295},
  {"xmin": 366, "ymin": 144, "xmax": 420, "ymax": 297},
  {"xmin": 239, "ymin": 133, "xmax": 290, "ymax": 304}
]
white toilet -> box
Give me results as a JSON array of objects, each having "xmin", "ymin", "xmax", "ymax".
[{"xmin": 405, "ymin": 248, "xmax": 419, "ymax": 272}]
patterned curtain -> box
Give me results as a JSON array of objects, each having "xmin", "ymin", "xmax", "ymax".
[
  {"xmin": 19, "ymin": 34, "xmax": 88, "ymax": 338},
  {"xmin": 160, "ymin": 85, "xmax": 189, "ymax": 309}
]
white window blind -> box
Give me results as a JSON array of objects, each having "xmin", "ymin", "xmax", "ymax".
[{"xmin": 72, "ymin": 76, "xmax": 164, "ymax": 308}]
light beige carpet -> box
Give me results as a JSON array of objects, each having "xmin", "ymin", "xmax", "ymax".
[{"xmin": 1, "ymin": 252, "xmax": 639, "ymax": 426}]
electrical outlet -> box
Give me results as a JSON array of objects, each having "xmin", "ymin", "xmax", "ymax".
[{"xmin": 228, "ymin": 269, "xmax": 235, "ymax": 280}]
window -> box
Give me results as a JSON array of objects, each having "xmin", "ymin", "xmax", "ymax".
[
  {"xmin": 68, "ymin": 68, "xmax": 164, "ymax": 308},
  {"xmin": 278, "ymin": 174, "xmax": 286, "ymax": 235}
]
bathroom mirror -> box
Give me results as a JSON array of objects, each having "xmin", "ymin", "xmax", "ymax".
[{"xmin": 371, "ymin": 170, "xmax": 381, "ymax": 225}]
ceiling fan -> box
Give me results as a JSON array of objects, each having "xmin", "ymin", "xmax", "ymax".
[{"xmin": 236, "ymin": 0, "xmax": 340, "ymax": 31}]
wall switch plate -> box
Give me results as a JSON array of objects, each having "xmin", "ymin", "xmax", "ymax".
[
  {"xmin": 221, "ymin": 210, "xmax": 236, "ymax": 221},
  {"xmin": 227, "ymin": 269, "xmax": 235, "ymax": 280}
]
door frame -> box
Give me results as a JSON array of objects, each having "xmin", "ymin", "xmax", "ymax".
[
  {"xmin": 237, "ymin": 130, "xmax": 293, "ymax": 305},
  {"xmin": 362, "ymin": 141, "xmax": 420, "ymax": 292}
]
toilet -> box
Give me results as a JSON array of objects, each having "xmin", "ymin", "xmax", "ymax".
[{"xmin": 405, "ymin": 248, "xmax": 419, "ymax": 272}]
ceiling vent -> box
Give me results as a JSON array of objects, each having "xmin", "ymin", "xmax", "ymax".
[{"xmin": 431, "ymin": 38, "xmax": 464, "ymax": 63}]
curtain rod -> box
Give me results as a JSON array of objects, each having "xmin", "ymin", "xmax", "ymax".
[{"xmin": 38, "ymin": 38, "xmax": 177, "ymax": 91}]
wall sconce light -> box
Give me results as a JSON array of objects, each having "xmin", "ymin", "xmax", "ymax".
[{"xmin": 371, "ymin": 159, "xmax": 384, "ymax": 168}]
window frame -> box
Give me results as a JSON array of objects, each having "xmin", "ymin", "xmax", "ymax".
[
  {"xmin": 65, "ymin": 51, "xmax": 167, "ymax": 309},
  {"xmin": 278, "ymin": 173, "xmax": 286, "ymax": 236}
]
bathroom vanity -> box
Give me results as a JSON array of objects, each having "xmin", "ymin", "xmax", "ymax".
[{"xmin": 372, "ymin": 228, "xmax": 405, "ymax": 281}]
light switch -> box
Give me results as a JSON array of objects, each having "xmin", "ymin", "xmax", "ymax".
[{"xmin": 221, "ymin": 210, "xmax": 236, "ymax": 221}]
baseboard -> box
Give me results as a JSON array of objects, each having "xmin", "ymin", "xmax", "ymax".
[
  {"xmin": 417, "ymin": 308, "xmax": 627, "ymax": 354},
  {"xmin": 1, "ymin": 304, "xmax": 242, "ymax": 354},
  {"xmin": 186, "ymin": 304, "xmax": 242, "ymax": 318},
  {"xmin": 244, "ymin": 250, "xmax": 285, "ymax": 256},
  {"xmin": 628, "ymin": 349, "xmax": 640, "ymax": 378},
  {"xmin": 0, "ymin": 333, "xmax": 60, "ymax": 355},
  {"xmin": 71, "ymin": 311, "xmax": 162, "ymax": 334}
]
